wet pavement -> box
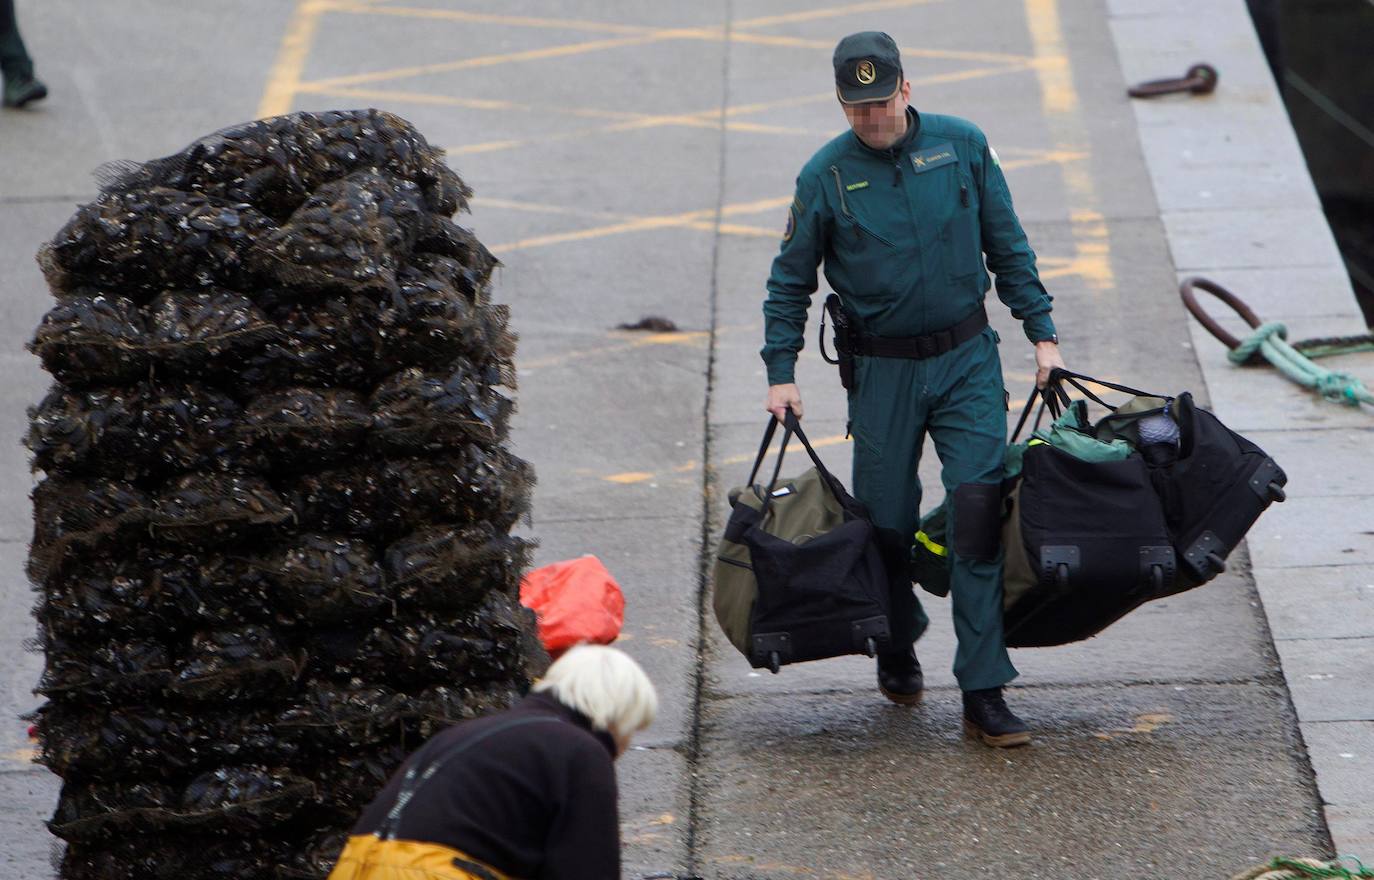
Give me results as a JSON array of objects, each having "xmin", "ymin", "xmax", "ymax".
[{"xmin": 1, "ymin": 0, "xmax": 1360, "ymax": 876}]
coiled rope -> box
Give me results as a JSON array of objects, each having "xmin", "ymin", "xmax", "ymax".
[
  {"xmin": 1230, "ymin": 856, "xmax": 1374, "ymax": 880},
  {"xmin": 1180, "ymin": 277, "xmax": 1373, "ymax": 409}
]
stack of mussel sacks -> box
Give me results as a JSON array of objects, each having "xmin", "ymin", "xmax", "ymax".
[{"xmin": 24, "ymin": 110, "xmax": 545, "ymax": 879}]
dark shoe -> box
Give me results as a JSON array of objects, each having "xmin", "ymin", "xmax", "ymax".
[
  {"xmin": 962, "ymin": 687, "xmax": 1031, "ymax": 747},
  {"xmin": 876, "ymin": 648, "xmax": 924, "ymax": 705},
  {"xmin": 3, "ymin": 75, "xmax": 48, "ymax": 108}
]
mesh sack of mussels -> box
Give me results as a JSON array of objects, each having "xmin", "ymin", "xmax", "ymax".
[{"xmin": 26, "ymin": 110, "xmax": 545, "ymax": 879}]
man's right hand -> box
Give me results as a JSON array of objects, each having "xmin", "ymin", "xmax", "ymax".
[{"xmin": 766, "ymin": 383, "xmax": 803, "ymax": 422}]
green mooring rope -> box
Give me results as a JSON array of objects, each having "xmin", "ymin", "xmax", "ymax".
[
  {"xmin": 1232, "ymin": 856, "xmax": 1374, "ymax": 880},
  {"xmin": 1228, "ymin": 322, "xmax": 1374, "ymax": 407}
]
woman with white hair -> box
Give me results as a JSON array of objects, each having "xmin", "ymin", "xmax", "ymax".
[{"xmin": 329, "ymin": 644, "xmax": 658, "ymax": 880}]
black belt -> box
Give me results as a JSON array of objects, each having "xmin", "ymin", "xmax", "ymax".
[{"xmin": 852, "ymin": 306, "xmax": 988, "ymax": 360}]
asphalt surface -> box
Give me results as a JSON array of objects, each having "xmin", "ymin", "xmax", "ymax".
[{"xmin": 0, "ymin": 0, "xmax": 1337, "ymax": 877}]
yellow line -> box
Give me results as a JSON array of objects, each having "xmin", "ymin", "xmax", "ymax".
[
  {"xmin": 604, "ymin": 433, "xmax": 854, "ymax": 484},
  {"xmin": 303, "ymin": 31, "xmax": 673, "ymax": 90},
  {"xmin": 473, "ymin": 196, "xmax": 781, "ymax": 240},
  {"xmin": 473, "ymin": 197, "xmax": 627, "ymax": 222},
  {"xmin": 1024, "ymin": 0, "xmax": 1114, "ymax": 293},
  {"xmin": 295, "ymin": 85, "xmax": 653, "ymax": 123},
  {"xmin": 489, "ymin": 197, "xmax": 791, "ymax": 254},
  {"xmin": 325, "ymin": 3, "xmax": 656, "ymax": 35},
  {"xmin": 1024, "ymin": 0, "xmax": 1076, "ymax": 114},
  {"xmin": 734, "ymin": 0, "xmax": 937, "ymax": 29},
  {"xmin": 258, "ymin": 0, "xmax": 329, "ymax": 117},
  {"xmin": 443, "ymin": 63, "xmax": 1029, "ymax": 156},
  {"xmin": 522, "ymin": 331, "xmax": 711, "ymax": 371},
  {"xmin": 998, "ymin": 149, "xmax": 1088, "ymax": 171},
  {"xmin": 316, "ymin": 3, "xmax": 1029, "ymax": 65}
]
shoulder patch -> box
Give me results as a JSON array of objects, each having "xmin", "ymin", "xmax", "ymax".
[{"xmin": 782, "ymin": 203, "xmax": 796, "ymax": 242}]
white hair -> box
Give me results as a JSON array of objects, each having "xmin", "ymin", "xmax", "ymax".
[{"xmin": 532, "ymin": 645, "xmax": 657, "ymax": 737}]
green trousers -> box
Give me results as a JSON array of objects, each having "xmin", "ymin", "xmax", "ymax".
[
  {"xmin": 848, "ymin": 325, "xmax": 1017, "ymax": 692},
  {"xmin": 1, "ymin": 0, "xmax": 35, "ymax": 81}
]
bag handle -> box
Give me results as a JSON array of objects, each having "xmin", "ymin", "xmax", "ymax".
[
  {"xmin": 1011, "ymin": 382, "xmax": 1068, "ymax": 442},
  {"xmin": 1010, "ymin": 369, "xmax": 1170, "ymax": 442},
  {"xmin": 746, "ymin": 414, "xmax": 787, "ymax": 488},
  {"xmin": 1052, "ymin": 369, "xmax": 1163, "ymax": 406},
  {"xmin": 377, "ymin": 715, "xmax": 563, "ymax": 840},
  {"xmin": 757, "ymin": 410, "xmax": 845, "ymax": 517}
]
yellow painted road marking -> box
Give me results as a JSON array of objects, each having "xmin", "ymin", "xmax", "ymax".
[
  {"xmin": 326, "ymin": 3, "xmax": 656, "ymax": 35},
  {"xmin": 997, "ymin": 147, "xmax": 1089, "ymax": 171},
  {"xmin": 434, "ymin": 63, "xmax": 1033, "ymax": 159},
  {"xmin": 258, "ymin": 0, "xmax": 330, "ymax": 116},
  {"xmin": 489, "ymin": 197, "xmax": 791, "ymax": 255},
  {"xmin": 735, "ymin": 0, "xmax": 937, "ymax": 29},
  {"xmin": 606, "ymin": 472, "xmax": 656, "ymax": 484},
  {"xmin": 1025, "ymin": 0, "xmax": 1115, "ymax": 293},
  {"xmin": 603, "ymin": 433, "xmax": 854, "ymax": 484},
  {"xmin": 303, "ymin": 32, "xmax": 674, "ymax": 91},
  {"xmin": 521, "ymin": 331, "xmax": 711, "ymax": 371}
]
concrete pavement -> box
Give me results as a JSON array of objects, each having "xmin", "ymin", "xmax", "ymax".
[{"xmin": 1, "ymin": 0, "xmax": 1364, "ymax": 876}]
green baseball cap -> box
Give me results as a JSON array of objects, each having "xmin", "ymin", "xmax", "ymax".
[{"xmin": 833, "ymin": 31, "xmax": 903, "ymax": 104}]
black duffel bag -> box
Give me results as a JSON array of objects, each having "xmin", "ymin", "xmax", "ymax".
[
  {"xmin": 1003, "ymin": 370, "xmax": 1287, "ymax": 646},
  {"xmin": 714, "ymin": 412, "xmax": 892, "ymax": 673},
  {"xmin": 1090, "ymin": 378, "xmax": 1288, "ymax": 590}
]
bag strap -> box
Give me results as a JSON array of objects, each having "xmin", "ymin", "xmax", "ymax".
[
  {"xmin": 1011, "ymin": 383, "xmax": 1068, "ymax": 442},
  {"xmin": 746, "ymin": 416, "xmax": 786, "ymax": 488},
  {"xmin": 1010, "ymin": 369, "xmax": 1170, "ymax": 442},
  {"xmin": 377, "ymin": 715, "xmax": 563, "ymax": 840},
  {"xmin": 757, "ymin": 411, "xmax": 844, "ymax": 516},
  {"xmin": 1053, "ymin": 369, "xmax": 1162, "ymax": 404}
]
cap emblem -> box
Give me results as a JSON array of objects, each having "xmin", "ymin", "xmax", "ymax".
[{"xmin": 855, "ymin": 60, "xmax": 876, "ymax": 85}]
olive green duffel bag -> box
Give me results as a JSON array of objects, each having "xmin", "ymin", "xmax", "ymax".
[{"xmin": 713, "ymin": 413, "xmax": 891, "ymax": 671}]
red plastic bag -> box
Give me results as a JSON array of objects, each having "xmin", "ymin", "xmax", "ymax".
[{"xmin": 519, "ymin": 555, "xmax": 625, "ymax": 657}]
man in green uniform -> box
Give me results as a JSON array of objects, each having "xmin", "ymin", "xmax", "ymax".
[{"xmin": 761, "ymin": 32, "xmax": 1066, "ymax": 748}]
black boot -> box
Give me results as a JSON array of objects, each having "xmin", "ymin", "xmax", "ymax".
[
  {"xmin": 876, "ymin": 647, "xmax": 924, "ymax": 705},
  {"xmin": 3, "ymin": 74, "xmax": 47, "ymax": 108},
  {"xmin": 962, "ymin": 687, "xmax": 1031, "ymax": 747}
]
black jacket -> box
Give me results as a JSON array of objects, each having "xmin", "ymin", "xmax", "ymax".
[{"xmin": 352, "ymin": 693, "xmax": 621, "ymax": 880}]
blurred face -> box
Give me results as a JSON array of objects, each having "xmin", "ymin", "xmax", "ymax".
[{"xmin": 842, "ymin": 79, "xmax": 912, "ymax": 149}]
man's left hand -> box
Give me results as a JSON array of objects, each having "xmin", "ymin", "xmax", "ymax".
[{"xmin": 1034, "ymin": 341, "xmax": 1066, "ymax": 389}]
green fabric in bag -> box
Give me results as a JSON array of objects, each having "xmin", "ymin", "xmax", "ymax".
[{"xmin": 910, "ymin": 401, "xmax": 1133, "ymax": 598}]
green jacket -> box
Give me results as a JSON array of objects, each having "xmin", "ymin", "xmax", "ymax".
[{"xmin": 761, "ymin": 109, "xmax": 1056, "ymax": 385}]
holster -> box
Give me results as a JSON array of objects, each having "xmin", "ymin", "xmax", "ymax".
[{"xmin": 820, "ymin": 294, "xmax": 857, "ymax": 392}]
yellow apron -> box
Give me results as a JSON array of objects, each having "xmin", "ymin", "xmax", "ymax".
[{"xmin": 327, "ymin": 835, "xmax": 512, "ymax": 880}]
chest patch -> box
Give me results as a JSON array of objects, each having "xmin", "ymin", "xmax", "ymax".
[{"xmin": 909, "ymin": 143, "xmax": 957, "ymax": 174}]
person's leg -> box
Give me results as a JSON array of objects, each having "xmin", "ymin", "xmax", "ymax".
[
  {"xmin": 848, "ymin": 356, "xmax": 930, "ymax": 701},
  {"xmin": 0, "ymin": 0, "xmax": 36, "ymax": 81},
  {"xmin": 925, "ymin": 327, "xmax": 1017, "ymax": 691},
  {"xmin": 927, "ymin": 327, "xmax": 1031, "ymax": 746}
]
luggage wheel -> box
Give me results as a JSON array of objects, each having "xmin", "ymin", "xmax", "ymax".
[
  {"xmin": 1205, "ymin": 552, "xmax": 1227, "ymax": 574},
  {"xmin": 863, "ymin": 636, "xmax": 877, "ymax": 658},
  {"xmin": 768, "ymin": 652, "xmax": 781, "ymax": 674},
  {"xmin": 1268, "ymin": 481, "xmax": 1286, "ymax": 503},
  {"xmin": 1150, "ymin": 564, "xmax": 1165, "ymax": 591},
  {"xmin": 1054, "ymin": 563, "xmax": 1071, "ymax": 587}
]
